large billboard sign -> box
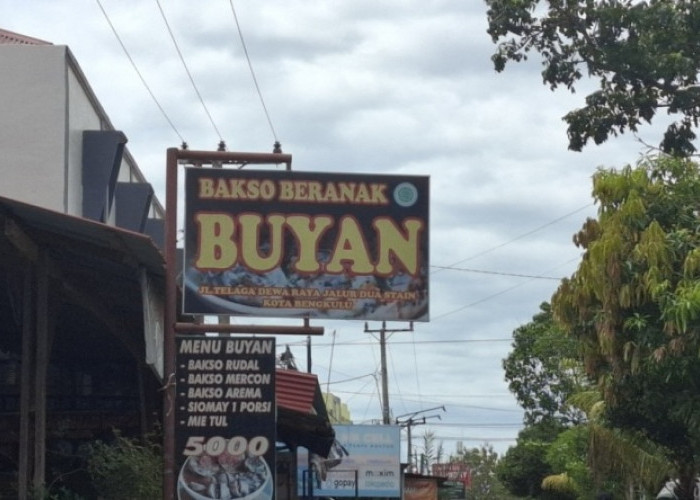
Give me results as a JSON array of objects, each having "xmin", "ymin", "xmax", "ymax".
[
  {"xmin": 183, "ymin": 168, "xmax": 429, "ymax": 321},
  {"xmin": 175, "ymin": 336, "xmax": 276, "ymax": 500},
  {"xmin": 298, "ymin": 424, "xmax": 402, "ymax": 498}
]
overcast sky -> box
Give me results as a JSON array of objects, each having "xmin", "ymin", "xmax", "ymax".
[{"xmin": 2, "ymin": 0, "xmax": 662, "ymax": 458}]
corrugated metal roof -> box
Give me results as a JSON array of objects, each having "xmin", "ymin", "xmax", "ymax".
[
  {"xmin": 276, "ymin": 368, "xmax": 319, "ymax": 414},
  {"xmin": 0, "ymin": 28, "xmax": 51, "ymax": 45}
]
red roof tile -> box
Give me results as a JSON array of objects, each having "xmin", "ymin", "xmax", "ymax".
[
  {"xmin": 0, "ymin": 28, "xmax": 51, "ymax": 46},
  {"xmin": 276, "ymin": 369, "xmax": 319, "ymax": 414}
]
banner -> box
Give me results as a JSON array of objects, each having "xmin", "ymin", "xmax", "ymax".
[
  {"xmin": 404, "ymin": 476, "xmax": 438, "ymax": 500},
  {"xmin": 298, "ymin": 424, "xmax": 401, "ymax": 498},
  {"xmin": 183, "ymin": 168, "xmax": 429, "ymax": 321},
  {"xmin": 175, "ymin": 336, "xmax": 276, "ymax": 500},
  {"xmin": 433, "ymin": 463, "xmax": 471, "ymax": 487}
]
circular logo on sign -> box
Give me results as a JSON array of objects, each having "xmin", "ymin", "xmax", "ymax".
[{"xmin": 394, "ymin": 182, "xmax": 419, "ymax": 207}]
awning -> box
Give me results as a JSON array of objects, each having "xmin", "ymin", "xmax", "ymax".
[
  {"xmin": 276, "ymin": 368, "xmax": 335, "ymax": 457},
  {"xmin": 0, "ymin": 195, "xmax": 166, "ymax": 364}
]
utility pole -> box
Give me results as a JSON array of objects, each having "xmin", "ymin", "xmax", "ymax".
[
  {"xmin": 396, "ymin": 406, "xmax": 445, "ymax": 471},
  {"xmin": 364, "ymin": 321, "xmax": 413, "ymax": 424}
]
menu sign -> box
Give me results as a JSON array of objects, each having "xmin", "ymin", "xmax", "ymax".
[{"xmin": 175, "ymin": 336, "xmax": 276, "ymax": 500}]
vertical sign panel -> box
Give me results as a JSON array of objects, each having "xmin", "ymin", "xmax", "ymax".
[
  {"xmin": 175, "ymin": 336, "xmax": 276, "ymax": 500},
  {"xmin": 183, "ymin": 168, "xmax": 429, "ymax": 321}
]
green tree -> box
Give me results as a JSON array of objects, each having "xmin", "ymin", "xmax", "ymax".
[
  {"xmin": 497, "ymin": 420, "xmax": 568, "ymax": 498},
  {"xmin": 452, "ymin": 445, "xmax": 516, "ymax": 499},
  {"xmin": 503, "ymin": 302, "xmax": 586, "ymax": 426},
  {"xmin": 568, "ymin": 390, "xmax": 672, "ymax": 499},
  {"xmin": 486, "ymin": 0, "xmax": 700, "ymax": 156},
  {"xmin": 542, "ymin": 426, "xmax": 591, "ymax": 499},
  {"xmin": 552, "ymin": 155, "xmax": 700, "ymax": 499}
]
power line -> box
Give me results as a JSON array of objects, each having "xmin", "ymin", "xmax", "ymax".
[
  {"xmin": 155, "ymin": 0, "xmax": 224, "ymax": 143},
  {"xmin": 228, "ymin": 0, "xmax": 279, "ymax": 144},
  {"xmin": 286, "ymin": 338, "xmax": 512, "ymax": 348},
  {"xmin": 426, "ymin": 422, "xmax": 522, "ymax": 428},
  {"xmin": 424, "ymin": 436, "xmax": 516, "ymax": 442},
  {"xmin": 95, "ymin": 0, "xmax": 185, "ymax": 144},
  {"xmin": 432, "ymin": 203, "xmax": 592, "ymax": 273},
  {"xmin": 431, "ymin": 256, "xmax": 581, "ymax": 322},
  {"xmin": 430, "ymin": 265, "xmax": 562, "ymax": 280},
  {"xmin": 330, "ymin": 391, "xmax": 521, "ymax": 413}
]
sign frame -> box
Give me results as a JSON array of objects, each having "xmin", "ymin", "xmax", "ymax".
[{"xmin": 183, "ymin": 168, "xmax": 430, "ymax": 322}]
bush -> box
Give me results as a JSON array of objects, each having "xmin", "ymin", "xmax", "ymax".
[{"xmin": 85, "ymin": 431, "xmax": 162, "ymax": 499}]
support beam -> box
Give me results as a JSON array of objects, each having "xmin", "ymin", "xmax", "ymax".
[
  {"xmin": 32, "ymin": 252, "xmax": 50, "ymax": 489},
  {"xmin": 17, "ymin": 266, "xmax": 33, "ymax": 499}
]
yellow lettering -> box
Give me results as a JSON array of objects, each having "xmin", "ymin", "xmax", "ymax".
[
  {"xmin": 308, "ymin": 181, "xmax": 322, "ymax": 201},
  {"xmin": 279, "ymin": 181, "xmax": 294, "ymax": 200},
  {"xmin": 324, "ymin": 182, "xmax": 339, "ymax": 202},
  {"xmin": 325, "ymin": 216, "xmax": 374, "ymax": 274},
  {"xmin": 215, "ymin": 180, "xmax": 231, "ymax": 198},
  {"xmin": 195, "ymin": 214, "xmax": 237, "ymax": 269},
  {"xmin": 373, "ymin": 218, "xmax": 424, "ymax": 275},
  {"xmin": 238, "ymin": 214, "xmax": 285, "ymax": 271},
  {"xmin": 192, "ymin": 213, "xmax": 424, "ymax": 277},
  {"xmin": 286, "ymin": 215, "xmax": 334, "ymax": 272},
  {"xmin": 370, "ymin": 183, "xmax": 388, "ymax": 204},
  {"xmin": 355, "ymin": 183, "xmax": 371, "ymax": 202},
  {"xmin": 198, "ymin": 178, "xmax": 215, "ymax": 197}
]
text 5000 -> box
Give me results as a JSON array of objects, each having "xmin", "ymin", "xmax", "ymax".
[{"xmin": 183, "ymin": 436, "xmax": 269, "ymax": 457}]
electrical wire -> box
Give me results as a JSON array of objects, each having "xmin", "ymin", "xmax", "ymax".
[
  {"xmin": 228, "ymin": 0, "xmax": 279, "ymax": 143},
  {"xmin": 288, "ymin": 338, "xmax": 512, "ymax": 348},
  {"xmin": 388, "ymin": 343, "xmax": 408, "ymax": 417},
  {"xmin": 432, "ymin": 203, "xmax": 593, "ymax": 274},
  {"xmin": 95, "ymin": 0, "xmax": 185, "ymax": 144},
  {"xmin": 410, "ymin": 329, "xmax": 424, "ymax": 411},
  {"xmin": 430, "ymin": 265, "xmax": 562, "ymax": 280},
  {"xmin": 431, "ymin": 256, "xmax": 581, "ymax": 322},
  {"xmin": 155, "ymin": 0, "xmax": 224, "ymax": 142}
]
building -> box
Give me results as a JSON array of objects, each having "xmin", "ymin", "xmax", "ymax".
[
  {"xmin": 323, "ymin": 391, "xmax": 352, "ymax": 424},
  {"xmin": 0, "ymin": 27, "xmax": 167, "ymax": 497},
  {"xmin": 0, "ymin": 28, "xmax": 164, "ymax": 232}
]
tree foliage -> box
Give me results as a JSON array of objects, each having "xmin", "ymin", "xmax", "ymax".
[
  {"xmin": 497, "ymin": 420, "xmax": 568, "ymax": 498},
  {"xmin": 486, "ymin": 0, "xmax": 700, "ymax": 156},
  {"xmin": 503, "ymin": 302, "xmax": 586, "ymax": 426},
  {"xmin": 552, "ymin": 155, "xmax": 700, "ymax": 498},
  {"xmin": 451, "ymin": 445, "xmax": 516, "ymax": 499}
]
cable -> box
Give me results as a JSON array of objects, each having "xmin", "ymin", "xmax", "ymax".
[
  {"xmin": 155, "ymin": 0, "xmax": 224, "ymax": 142},
  {"xmin": 287, "ymin": 339, "xmax": 512, "ymax": 348},
  {"xmin": 327, "ymin": 372, "xmax": 377, "ymax": 385},
  {"xmin": 428, "ymin": 422, "xmax": 522, "ymax": 428},
  {"xmin": 431, "ymin": 256, "xmax": 581, "ymax": 322},
  {"xmin": 388, "ymin": 343, "xmax": 408, "ymax": 417},
  {"xmin": 228, "ymin": 0, "xmax": 280, "ymax": 143},
  {"xmin": 410, "ymin": 329, "xmax": 424, "ymax": 411},
  {"xmin": 430, "ymin": 265, "xmax": 562, "ymax": 280},
  {"xmin": 424, "ymin": 436, "xmax": 516, "ymax": 442},
  {"xmin": 95, "ymin": 0, "xmax": 185, "ymax": 144},
  {"xmin": 432, "ymin": 203, "xmax": 593, "ymax": 274}
]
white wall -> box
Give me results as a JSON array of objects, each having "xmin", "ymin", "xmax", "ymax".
[
  {"xmin": 66, "ymin": 55, "xmax": 103, "ymax": 216},
  {"xmin": 0, "ymin": 45, "xmax": 68, "ymax": 212},
  {"xmin": 0, "ymin": 42, "xmax": 164, "ymax": 221}
]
